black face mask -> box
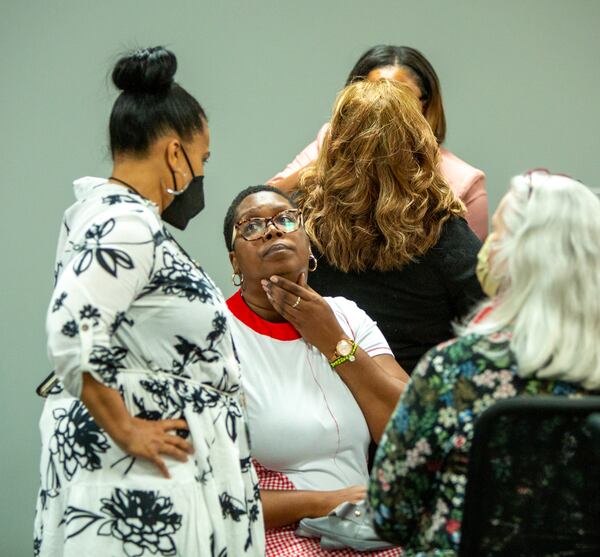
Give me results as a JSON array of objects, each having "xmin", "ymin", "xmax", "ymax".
[{"xmin": 162, "ymin": 147, "xmax": 205, "ymax": 230}]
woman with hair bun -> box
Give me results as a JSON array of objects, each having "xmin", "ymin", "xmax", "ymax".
[
  {"xmin": 34, "ymin": 47, "xmax": 264, "ymax": 556},
  {"xmin": 270, "ymin": 45, "xmax": 488, "ymax": 240}
]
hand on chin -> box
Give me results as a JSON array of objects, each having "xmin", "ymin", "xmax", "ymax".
[
  {"xmin": 261, "ymin": 252, "xmax": 304, "ymax": 284},
  {"xmin": 264, "ymin": 268, "xmax": 303, "ymax": 284}
]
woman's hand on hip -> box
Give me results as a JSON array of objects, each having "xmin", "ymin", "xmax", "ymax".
[
  {"xmin": 262, "ymin": 272, "xmax": 344, "ymax": 358},
  {"xmin": 115, "ymin": 417, "xmax": 193, "ymax": 479},
  {"xmin": 80, "ymin": 373, "xmax": 193, "ymax": 479}
]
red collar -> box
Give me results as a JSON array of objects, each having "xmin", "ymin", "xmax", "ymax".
[{"xmin": 226, "ymin": 290, "xmax": 301, "ymax": 341}]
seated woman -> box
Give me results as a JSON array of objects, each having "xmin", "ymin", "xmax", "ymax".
[
  {"xmin": 297, "ymin": 79, "xmax": 485, "ymax": 373},
  {"xmin": 223, "ymin": 185, "xmax": 408, "ymax": 556},
  {"xmin": 269, "ymin": 45, "xmax": 488, "ymax": 240},
  {"xmin": 369, "ymin": 170, "xmax": 600, "ymax": 556}
]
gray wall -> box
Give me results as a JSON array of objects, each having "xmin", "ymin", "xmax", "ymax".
[{"xmin": 1, "ymin": 1, "xmax": 599, "ymax": 554}]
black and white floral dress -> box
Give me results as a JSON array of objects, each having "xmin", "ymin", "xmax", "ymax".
[{"xmin": 34, "ymin": 177, "xmax": 264, "ymax": 557}]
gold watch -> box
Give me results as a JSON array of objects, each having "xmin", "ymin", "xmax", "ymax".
[{"xmin": 329, "ymin": 338, "xmax": 358, "ymax": 369}]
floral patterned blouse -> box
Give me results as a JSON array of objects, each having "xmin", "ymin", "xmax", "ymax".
[{"xmin": 368, "ymin": 329, "xmax": 589, "ymax": 557}]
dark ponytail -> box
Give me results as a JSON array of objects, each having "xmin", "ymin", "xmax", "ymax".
[{"xmin": 109, "ymin": 46, "xmax": 207, "ymax": 156}]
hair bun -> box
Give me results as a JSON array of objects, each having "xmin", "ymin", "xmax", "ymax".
[{"xmin": 112, "ymin": 46, "xmax": 177, "ymax": 94}]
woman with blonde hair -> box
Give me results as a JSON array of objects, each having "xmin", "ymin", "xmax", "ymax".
[
  {"xmin": 298, "ymin": 79, "xmax": 484, "ymax": 372},
  {"xmin": 270, "ymin": 45, "xmax": 488, "ymax": 240},
  {"xmin": 369, "ymin": 170, "xmax": 600, "ymax": 556}
]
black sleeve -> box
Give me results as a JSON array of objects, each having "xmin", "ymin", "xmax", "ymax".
[{"xmin": 433, "ymin": 217, "xmax": 486, "ymax": 320}]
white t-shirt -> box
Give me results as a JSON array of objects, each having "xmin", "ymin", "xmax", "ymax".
[{"xmin": 226, "ymin": 291, "xmax": 393, "ymax": 491}]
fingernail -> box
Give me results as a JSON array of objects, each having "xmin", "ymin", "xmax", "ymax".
[
  {"xmin": 261, "ymin": 279, "xmax": 268, "ymax": 287},
  {"xmin": 270, "ymin": 276, "xmax": 279, "ymax": 283}
]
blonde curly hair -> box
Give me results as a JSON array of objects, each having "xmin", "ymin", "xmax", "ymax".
[{"xmin": 297, "ymin": 79, "xmax": 464, "ymax": 272}]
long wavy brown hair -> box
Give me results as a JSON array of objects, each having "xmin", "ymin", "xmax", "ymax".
[{"xmin": 297, "ymin": 80, "xmax": 464, "ymax": 272}]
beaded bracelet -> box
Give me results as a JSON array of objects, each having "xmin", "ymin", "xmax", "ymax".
[{"xmin": 329, "ymin": 341, "xmax": 358, "ymax": 369}]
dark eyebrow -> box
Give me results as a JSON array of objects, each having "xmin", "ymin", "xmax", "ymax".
[{"xmin": 237, "ymin": 204, "xmax": 294, "ymax": 221}]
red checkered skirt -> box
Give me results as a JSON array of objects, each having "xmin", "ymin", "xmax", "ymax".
[{"xmin": 254, "ymin": 460, "xmax": 403, "ymax": 557}]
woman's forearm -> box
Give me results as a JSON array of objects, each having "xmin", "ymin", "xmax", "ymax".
[
  {"xmin": 261, "ymin": 484, "xmax": 366, "ymax": 529},
  {"xmin": 261, "ymin": 489, "xmax": 327, "ymax": 529},
  {"xmin": 80, "ymin": 372, "xmax": 133, "ymax": 446},
  {"xmin": 334, "ymin": 352, "xmax": 407, "ymax": 442},
  {"xmin": 80, "ymin": 373, "xmax": 192, "ymax": 478},
  {"xmin": 260, "ymin": 274, "xmax": 407, "ymax": 441}
]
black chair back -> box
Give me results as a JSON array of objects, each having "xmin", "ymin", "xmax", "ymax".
[{"xmin": 459, "ymin": 396, "xmax": 600, "ymax": 557}]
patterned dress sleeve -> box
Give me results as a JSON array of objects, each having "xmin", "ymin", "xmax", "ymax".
[
  {"xmin": 47, "ymin": 209, "xmax": 156, "ymax": 397},
  {"xmin": 368, "ymin": 345, "xmax": 457, "ymax": 545}
]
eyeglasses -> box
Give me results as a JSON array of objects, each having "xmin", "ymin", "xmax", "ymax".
[
  {"xmin": 232, "ymin": 209, "xmax": 303, "ymax": 243},
  {"xmin": 522, "ymin": 168, "xmax": 581, "ymax": 199}
]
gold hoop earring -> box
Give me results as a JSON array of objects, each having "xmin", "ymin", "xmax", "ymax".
[
  {"xmin": 232, "ymin": 273, "xmax": 244, "ymax": 287},
  {"xmin": 308, "ymin": 254, "xmax": 318, "ymax": 272}
]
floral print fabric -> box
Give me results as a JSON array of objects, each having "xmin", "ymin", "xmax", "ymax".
[
  {"xmin": 369, "ymin": 329, "xmax": 588, "ymax": 557},
  {"xmin": 35, "ymin": 178, "xmax": 264, "ymax": 556}
]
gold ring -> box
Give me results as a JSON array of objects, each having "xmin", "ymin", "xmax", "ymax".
[{"xmin": 291, "ymin": 296, "xmax": 301, "ymax": 308}]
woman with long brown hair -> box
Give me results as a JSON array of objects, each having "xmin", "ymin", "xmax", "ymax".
[
  {"xmin": 298, "ymin": 79, "xmax": 484, "ymax": 373},
  {"xmin": 270, "ymin": 45, "xmax": 488, "ymax": 240}
]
